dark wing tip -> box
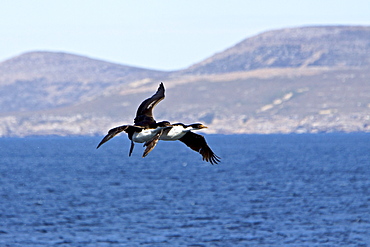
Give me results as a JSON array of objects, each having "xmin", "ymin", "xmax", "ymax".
[
  {"xmin": 200, "ymin": 147, "xmax": 221, "ymax": 165},
  {"xmin": 96, "ymin": 134, "xmax": 112, "ymax": 149},
  {"xmin": 158, "ymin": 82, "xmax": 165, "ymax": 97},
  {"xmin": 209, "ymin": 154, "xmax": 221, "ymax": 165},
  {"xmin": 96, "ymin": 138, "xmax": 108, "ymax": 149}
]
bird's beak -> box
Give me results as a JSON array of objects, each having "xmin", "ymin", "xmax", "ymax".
[{"xmin": 200, "ymin": 125, "xmax": 208, "ymax": 129}]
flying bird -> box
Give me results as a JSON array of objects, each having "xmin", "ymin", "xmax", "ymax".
[
  {"xmin": 96, "ymin": 82, "xmax": 170, "ymax": 156},
  {"xmin": 143, "ymin": 123, "xmax": 220, "ymax": 165},
  {"xmin": 97, "ymin": 82, "xmax": 220, "ymax": 164}
]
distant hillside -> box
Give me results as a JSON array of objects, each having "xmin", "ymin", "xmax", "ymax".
[
  {"xmin": 181, "ymin": 26, "xmax": 370, "ymax": 74},
  {"xmin": 0, "ymin": 52, "xmax": 166, "ymax": 112},
  {"xmin": 0, "ymin": 26, "xmax": 369, "ymax": 136}
]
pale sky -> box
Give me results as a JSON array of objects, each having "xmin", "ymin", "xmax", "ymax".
[{"xmin": 1, "ymin": 0, "xmax": 369, "ymax": 71}]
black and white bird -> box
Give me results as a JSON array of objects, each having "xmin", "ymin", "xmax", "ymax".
[
  {"xmin": 143, "ymin": 123, "xmax": 220, "ymax": 165},
  {"xmin": 96, "ymin": 82, "xmax": 171, "ymax": 156}
]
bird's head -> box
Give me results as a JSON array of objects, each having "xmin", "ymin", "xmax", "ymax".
[
  {"xmin": 188, "ymin": 123, "xmax": 208, "ymax": 130},
  {"xmin": 156, "ymin": 121, "xmax": 172, "ymax": 127}
]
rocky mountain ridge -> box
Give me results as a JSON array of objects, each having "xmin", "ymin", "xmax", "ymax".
[
  {"xmin": 0, "ymin": 25, "xmax": 369, "ymax": 136},
  {"xmin": 182, "ymin": 26, "xmax": 370, "ymax": 74}
]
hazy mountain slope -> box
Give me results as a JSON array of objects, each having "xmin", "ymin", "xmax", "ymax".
[
  {"xmin": 0, "ymin": 52, "xmax": 166, "ymax": 113},
  {"xmin": 181, "ymin": 26, "xmax": 370, "ymax": 74},
  {"xmin": 90, "ymin": 67, "xmax": 370, "ymax": 132},
  {"xmin": 3, "ymin": 66, "xmax": 368, "ymax": 136},
  {"xmin": 0, "ymin": 26, "xmax": 369, "ymax": 136}
]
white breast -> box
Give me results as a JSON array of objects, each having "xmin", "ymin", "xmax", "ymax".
[
  {"xmin": 160, "ymin": 126, "xmax": 187, "ymax": 141},
  {"xmin": 132, "ymin": 129, "xmax": 159, "ymax": 143}
]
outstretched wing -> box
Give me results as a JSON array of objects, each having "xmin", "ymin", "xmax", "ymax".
[
  {"xmin": 96, "ymin": 125, "xmax": 129, "ymax": 149},
  {"xmin": 179, "ymin": 132, "xmax": 221, "ymax": 165},
  {"xmin": 134, "ymin": 82, "xmax": 165, "ymax": 126}
]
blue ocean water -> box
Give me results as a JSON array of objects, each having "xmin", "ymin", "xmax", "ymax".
[{"xmin": 0, "ymin": 134, "xmax": 369, "ymax": 246}]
